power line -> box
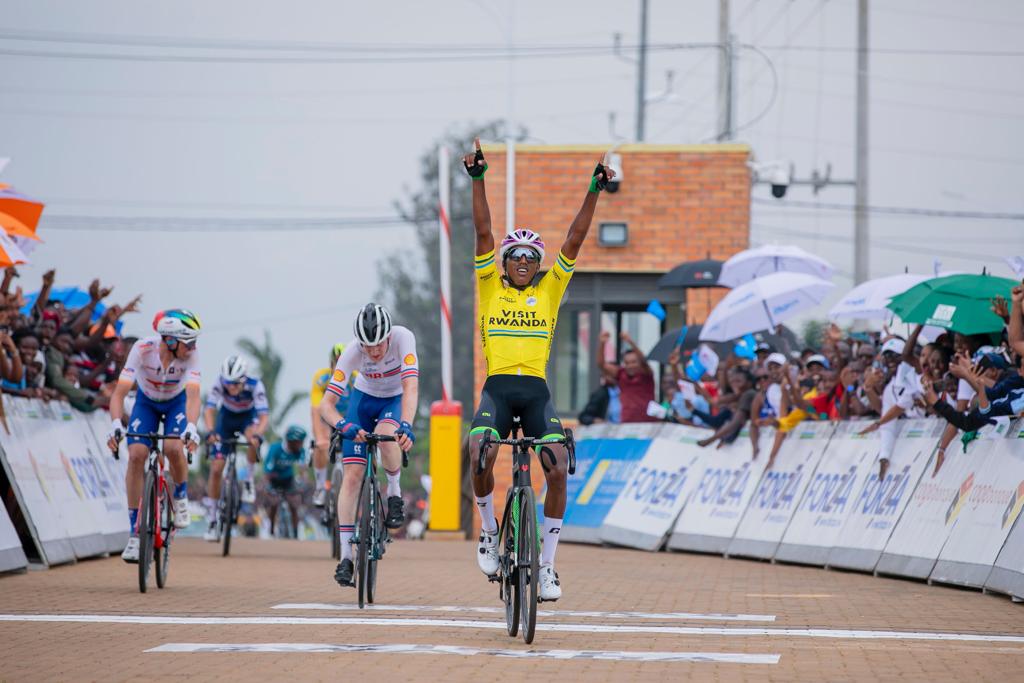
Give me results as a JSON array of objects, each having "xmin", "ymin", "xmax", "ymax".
[
  {"xmin": 758, "ymin": 44, "xmax": 1024, "ymax": 57},
  {"xmin": 40, "ymin": 214, "xmax": 419, "ymax": 232},
  {"xmin": 752, "ymin": 197, "xmax": 1024, "ymax": 221}
]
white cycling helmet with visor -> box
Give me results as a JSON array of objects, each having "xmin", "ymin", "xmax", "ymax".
[{"xmin": 353, "ymin": 303, "xmax": 392, "ymax": 346}]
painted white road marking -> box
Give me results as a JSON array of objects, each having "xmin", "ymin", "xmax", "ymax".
[
  {"xmin": 271, "ymin": 603, "xmax": 776, "ymax": 622},
  {"xmin": 3, "ymin": 614, "xmax": 1024, "ymax": 644},
  {"xmin": 145, "ymin": 642, "xmax": 780, "ymax": 664}
]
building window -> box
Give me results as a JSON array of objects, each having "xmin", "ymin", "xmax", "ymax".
[
  {"xmin": 553, "ymin": 309, "xmax": 591, "ymax": 415},
  {"xmin": 598, "ymin": 222, "xmax": 628, "ymax": 247}
]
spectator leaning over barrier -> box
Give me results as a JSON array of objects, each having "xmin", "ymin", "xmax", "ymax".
[
  {"xmin": 697, "ymin": 366, "xmax": 756, "ymax": 449},
  {"xmin": 599, "ymin": 330, "xmax": 655, "ymax": 423},
  {"xmin": 749, "ymin": 352, "xmax": 787, "ymax": 465},
  {"xmin": 665, "ymin": 348, "xmax": 710, "ymax": 428}
]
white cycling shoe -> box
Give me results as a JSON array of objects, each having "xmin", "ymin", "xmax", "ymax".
[
  {"xmin": 121, "ymin": 536, "xmax": 140, "ymax": 564},
  {"xmin": 203, "ymin": 520, "xmax": 220, "ymax": 542},
  {"xmin": 312, "ymin": 487, "xmax": 327, "ymax": 508},
  {"xmin": 539, "ymin": 564, "xmax": 561, "ymax": 602},
  {"xmin": 241, "ymin": 480, "xmax": 256, "ymax": 504},
  {"xmin": 477, "ymin": 531, "xmax": 499, "ymax": 576},
  {"xmin": 173, "ymin": 498, "xmax": 191, "ymax": 529}
]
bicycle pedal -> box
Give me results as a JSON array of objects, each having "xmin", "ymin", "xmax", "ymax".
[{"xmin": 487, "ymin": 573, "xmax": 500, "ymax": 583}]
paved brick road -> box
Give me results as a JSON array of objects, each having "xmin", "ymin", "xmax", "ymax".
[{"xmin": 1, "ymin": 537, "xmax": 1022, "ymax": 681}]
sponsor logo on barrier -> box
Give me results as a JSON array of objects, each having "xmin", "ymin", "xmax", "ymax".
[
  {"xmin": 854, "ymin": 466, "xmax": 911, "ymax": 528},
  {"xmin": 751, "ymin": 465, "xmax": 804, "ymax": 522},
  {"xmin": 60, "ymin": 451, "xmax": 86, "ymax": 500},
  {"xmin": 694, "ymin": 462, "xmax": 752, "ymax": 513},
  {"xmin": 27, "ymin": 450, "xmax": 51, "ymax": 501},
  {"xmin": 1002, "ymin": 481, "xmax": 1024, "ymax": 529},
  {"xmin": 577, "ymin": 460, "xmax": 611, "ymax": 505},
  {"xmin": 799, "ymin": 466, "xmax": 857, "ymax": 523},
  {"xmin": 624, "ymin": 465, "xmax": 690, "ymax": 520},
  {"xmin": 945, "ymin": 473, "xmax": 974, "ymax": 525}
]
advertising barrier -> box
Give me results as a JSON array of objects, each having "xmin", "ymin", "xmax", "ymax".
[
  {"xmin": 0, "ymin": 396, "xmax": 129, "ymax": 566},
  {"xmin": 931, "ymin": 419, "xmax": 1024, "ymax": 588},
  {"xmin": 876, "ymin": 420, "xmax": 1005, "ymax": 579},
  {"xmin": 0, "ymin": 500, "xmax": 27, "ymax": 572},
  {"xmin": 987, "ymin": 501, "xmax": 1024, "ymax": 600},
  {"xmin": 599, "ymin": 424, "xmax": 707, "ymax": 551},
  {"xmin": 827, "ymin": 419, "xmax": 941, "ymax": 572},
  {"xmin": 668, "ymin": 428, "xmax": 770, "ymax": 554},
  {"xmin": 727, "ymin": 421, "xmax": 834, "ymax": 559},
  {"xmin": 775, "ymin": 421, "xmax": 880, "ymax": 566},
  {"xmin": 560, "ymin": 423, "xmax": 652, "ymax": 543}
]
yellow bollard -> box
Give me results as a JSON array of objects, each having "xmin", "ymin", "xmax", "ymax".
[{"xmin": 428, "ymin": 400, "xmax": 463, "ymax": 536}]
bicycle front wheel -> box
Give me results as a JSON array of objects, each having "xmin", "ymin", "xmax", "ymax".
[
  {"xmin": 221, "ymin": 476, "xmax": 238, "ymax": 558},
  {"xmin": 356, "ymin": 476, "xmax": 373, "ymax": 609},
  {"xmin": 517, "ymin": 487, "xmax": 539, "ymax": 644},
  {"xmin": 499, "ymin": 488, "xmax": 520, "ymax": 637},
  {"xmin": 138, "ymin": 468, "xmax": 157, "ymax": 594},
  {"xmin": 155, "ymin": 478, "xmax": 173, "ymax": 589}
]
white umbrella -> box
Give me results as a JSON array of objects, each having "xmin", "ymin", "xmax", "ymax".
[
  {"xmin": 828, "ymin": 273, "xmax": 928, "ymax": 321},
  {"xmin": 0, "ymin": 232, "xmax": 29, "ymax": 266},
  {"xmin": 719, "ymin": 244, "xmax": 834, "ymax": 287},
  {"xmin": 699, "ymin": 272, "xmax": 835, "ymax": 342}
]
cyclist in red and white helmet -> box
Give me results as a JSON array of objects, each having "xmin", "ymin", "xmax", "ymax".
[
  {"xmin": 106, "ymin": 308, "xmax": 203, "ymax": 564},
  {"xmin": 319, "ymin": 303, "xmax": 419, "ymax": 588}
]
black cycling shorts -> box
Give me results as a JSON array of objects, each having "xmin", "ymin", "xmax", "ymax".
[{"xmin": 470, "ymin": 375, "xmax": 565, "ymax": 441}]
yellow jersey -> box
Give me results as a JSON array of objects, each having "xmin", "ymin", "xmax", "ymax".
[
  {"xmin": 475, "ymin": 248, "xmax": 575, "ymax": 379},
  {"xmin": 310, "ymin": 367, "xmax": 332, "ymax": 407}
]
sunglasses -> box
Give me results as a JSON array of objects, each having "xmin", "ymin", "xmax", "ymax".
[
  {"xmin": 504, "ymin": 247, "xmax": 541, "ymax": 263},
  {"xmin": 163, "ymin": 336, "xmax": 197, "ymax": 350}
]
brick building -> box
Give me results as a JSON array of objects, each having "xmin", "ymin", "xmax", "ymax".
[{"xmin": 474, "ymin": 142, "xmax": 751, "ymax": 416}]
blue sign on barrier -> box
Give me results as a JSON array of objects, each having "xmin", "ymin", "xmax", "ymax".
[{"xmin": 559, "ymin": 438, "xmax": 650, "ymax": 543}]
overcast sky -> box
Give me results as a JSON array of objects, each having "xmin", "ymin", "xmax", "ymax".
[{"xmin": 2, "ymin": 0, "xmax": 1022, "ymax": 423}]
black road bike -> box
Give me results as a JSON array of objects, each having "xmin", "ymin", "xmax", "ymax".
[
  {"xmin": 211, "ymin": 433, "xmax": 247, "ymax": 558},
  {"xmin": 476, "ymin": 419, "xmax": 575, "ymax": 644}
]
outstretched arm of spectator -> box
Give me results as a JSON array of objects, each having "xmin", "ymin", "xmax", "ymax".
[
  {"xmin": 1, "ymin": 333, "xmax": 23, "ymax": 384},
  {"xmin": 31, "ymin": 269, "xmax": 56, "ymax": 320},
  {"xmin": 43, "ymin": 347, "xmax": 100, "ymax": 412},
  {"xmin": 902, "ymin": 324, "xmax": 924, "ymax": 371},
  {"xmin": 748, "ymin": 392, "xmax": 764, "ymax": 459},
  {"xmin": 698, "ymin": 407, "xmax": 749, "ymax": 448},
  {"xmin": 1, "ymin": 267, "xmax": 17, "ymax": 296},
  {"xmin": 597, "ymin": 330, "xmax": 619, "ymax": 381},
  {"xmin": 68, "ymin": 279, "xmax": 113, "ymax": 337},
  {"xmin": 619, "ymin": 331, "xmax": 652, "ymax": 375},
  {"xmin": 1010, "ymin": 285, "xmax": 1024, "ymax": 358}
]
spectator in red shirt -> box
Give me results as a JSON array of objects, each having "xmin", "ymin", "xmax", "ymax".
[{"xmin": 599, "ymin": 330, "xmax": 656, "ymax": 423}]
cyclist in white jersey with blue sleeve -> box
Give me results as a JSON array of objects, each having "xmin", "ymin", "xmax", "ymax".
[{"xmin": 318, "ymin": 303, "xmax": 418, "ymax": 588}]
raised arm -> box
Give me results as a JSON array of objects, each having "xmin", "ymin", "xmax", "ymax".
[
  {"xmin": 902, "ymin": 324, "xmax": 924, "ymax": 370},
  {"xmin": 1010, "ymin": 285, "xmax": 1024, "ymax": 357},
  {"xmin": 620, "ymin": 331, "xmax": 652, "ymax": 375},
  {"xmin": 463, "ymin": 138, "xmax": 494, "ymax": 257},
  {"xmin": 560, "ymin": 161, "xmax": 614, "ymax": 260}
]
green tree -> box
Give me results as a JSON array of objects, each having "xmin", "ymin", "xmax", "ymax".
[
  {"xmin": 378, "ymin": 121, "xmax": 526, "ymax": 417},
  {"xmin": 236, "ymin": 329, "xmax": 307, "ymax": 439}
]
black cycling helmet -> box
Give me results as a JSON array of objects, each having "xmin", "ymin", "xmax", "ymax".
[{"xmin": 353, "ymin": 303, "xmax": 392, "ymax": 346}]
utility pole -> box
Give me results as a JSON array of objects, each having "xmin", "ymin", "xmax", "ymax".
[
  {"xmin": 635, "ymin": 0, "xmax": 649, "ymax": 141},
  {"xmin": 854, "ymin": 0, "xmax": 870, "ymax": 285},
  {"xmin": 716, "ymin": 0, "xmax": 733, "ymax": 141}
]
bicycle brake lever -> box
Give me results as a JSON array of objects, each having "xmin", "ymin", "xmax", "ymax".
[{"xmin": 402, "ymin": 452, "xmax": 409, "ymax": 469}]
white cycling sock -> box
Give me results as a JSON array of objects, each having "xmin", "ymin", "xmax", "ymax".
[
  {"xmin": 339, "ymin": 525, "xmax": 354, "ymax": 561},
  {"xmin": 541, "ymin": 516, "xmax": 562, "ymax": 567},
  {"xmin": 315, "ymin": 467, "xmax": 327, "ymax": 489},
  {"xmin": 385, "ymin": 468, "xmax": 401, "ymax": 497},
  {"xmin": 475, "ymin": 493, "xmax": 497, "ymax": 535}
]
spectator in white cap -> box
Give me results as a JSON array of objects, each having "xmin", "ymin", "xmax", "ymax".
[{"xmin": 749, "ymin": 352, "xmax": 787, "ymax": 462}]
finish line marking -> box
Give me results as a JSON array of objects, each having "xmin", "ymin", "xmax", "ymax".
[
  {"xmin": 271, "ymin": 603, "xmax": 776, "ymax": 622},
  {"xmin": 145, "ymin": 642, "xmax": 780, "ymax": 664},
  {"xmin": 4, "ymin": 614, "xmax": 1024, "ymax": 644}
]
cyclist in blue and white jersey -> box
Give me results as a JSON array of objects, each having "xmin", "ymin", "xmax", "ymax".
[
  {"xmin": 106, "ymin": 309, "xmax": 203, "ymax": 564},
  {"xmin": 202, "ymin": 355, "xmax": 270, "ymax": 541},
  {"xmin": 263, "ymin": 425, "xmax": 308, "ymax": 537},
  {"xmin": 318, "ymin": 303, "xmax": 418, "ymax": 588}
]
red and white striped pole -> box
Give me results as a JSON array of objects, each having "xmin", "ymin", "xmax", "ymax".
[{"xmin": 437, "ymin": 146, "xmax": 453, "ymax": 402}]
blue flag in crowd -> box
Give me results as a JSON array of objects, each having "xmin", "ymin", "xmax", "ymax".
[
  {"xmin": 685, "ymin": 354, "xmax": 705, "ymax": 382},
  {"xmin": 675, "ymin": 325, "xmax": 689, "ymax": 348},
  {"xmin": 733, "ymin": 334, "xmax": 758, "ymax": 360},
  {"xmin": 646, "ymin": 300, "xmax": 666, "ymax": 321}
]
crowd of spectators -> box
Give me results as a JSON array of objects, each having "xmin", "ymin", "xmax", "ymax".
[
  {"xmin": 0, "ymin": 267, "xmax": 142, "ymax": 412},
  {"xmin": 580, "ymin": 287, "xmax": 1024, "ymax": 479}
]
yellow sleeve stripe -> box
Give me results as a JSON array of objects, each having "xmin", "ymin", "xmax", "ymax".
[{"xmin": 556, "ymin": 251, "xmax": 576, "ymax": 273}]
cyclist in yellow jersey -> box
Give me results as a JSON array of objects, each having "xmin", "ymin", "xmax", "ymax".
[
  {"xmin": 310, "ymin": 343, "xmax": 351, "ymax": 507},
  {"xmin": 464, "ymin": 138, "xmax": 614, "ymax": 602}
]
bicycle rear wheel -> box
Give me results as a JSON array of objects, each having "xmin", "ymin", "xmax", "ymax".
[
  {"xmin": 138, "ymin": 468, "xmax": 157, "ymax": 594},
  {"xmin": 155, "ymin": 477, "xmax": 173, "ymax": 589},
  {"xmin": 329, "ymin": 467, "xmax": 343, "ymax": 559},
  {"xmin": 517, "ymin": 487, "xmax": 539, "ymax": 644},
  {"xmin": 356, "ymin": 476, "xmax": 372, "ymax": 609},
  {"xmin": 221, "ymin": 475, "xmax": 238, "ymax": 557}
]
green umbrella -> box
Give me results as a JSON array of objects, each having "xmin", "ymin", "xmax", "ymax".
[{"xmin": 886, "ymin": 273, "xmax": 1018, "ymax": 335}]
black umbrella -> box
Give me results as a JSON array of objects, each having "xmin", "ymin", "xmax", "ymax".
[
  {"xmin": 647, "ymin": 325, "xmax": 798, "ymax": 364},
  {"xmin": 657, "ymin": 258, "xmax": 725, "ymax": 289}
]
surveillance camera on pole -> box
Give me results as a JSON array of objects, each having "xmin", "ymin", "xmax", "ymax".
[{"xmin": 748, "ymin": 160, "xmax": 792, "ymax": 199}]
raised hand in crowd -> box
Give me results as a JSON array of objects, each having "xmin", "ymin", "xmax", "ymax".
[{"xmin": 991, "ymin": 295, "xmax": 1010, "ymax": 322}]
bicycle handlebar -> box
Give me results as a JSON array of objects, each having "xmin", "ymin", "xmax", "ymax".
[
  {"xmin": 475, "ymin": 430, "xmax": 576, "ymax": 476},
  {"xmin": 330, "ymin": 429, "xmax": 408, "ymax": 468},
  {"xmin": 124, "ymin": 432, "xmax": 181, "ymax": 440}
]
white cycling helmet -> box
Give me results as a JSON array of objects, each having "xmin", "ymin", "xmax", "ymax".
[
  {"xmin": 220, "ymin": 355, "xmax": 247, "ymax": 383},
  {"xmin": 499, "ymin": 228, "xmax": 546, "ymax": 263},
  {"xmin": 153, "ymin": 308, "xmax": 202, "ymax": 341},
  {"xmin": 353, "ymin": 303, "xmax": 392, "ymax": 346}
]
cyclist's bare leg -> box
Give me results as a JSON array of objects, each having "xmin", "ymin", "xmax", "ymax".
[
  {"xmin": 311, "ymin": 418, "xmax": 331, "ymax": 499},
  {"xmin": 207, "ymin": 458, "xmax": 225, "ymax": 500},
  {"xmin": 376, "ymin": 421, "xmax": 402, "ymax": 495},
  {"xmin": 469, "ymin": 433, "xmax": 500, "ymax": 533},
  {"xmin": 243, "ymin": 424, "xmax": 260, "ymax": 466},
  {"xmin": 125, "ymin": 443, "xmax": 151, "ymax": 523},
  {"xmin": 337, "ymin": 461, "xmax": 366, "ymax": 560},
  {"xmin": 287, "ymin": 493, "xmax": 301, "ymax": 536},
  {"xmin": 538, "ymin": 442, "xmax": 568, "ymax": 570}
]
